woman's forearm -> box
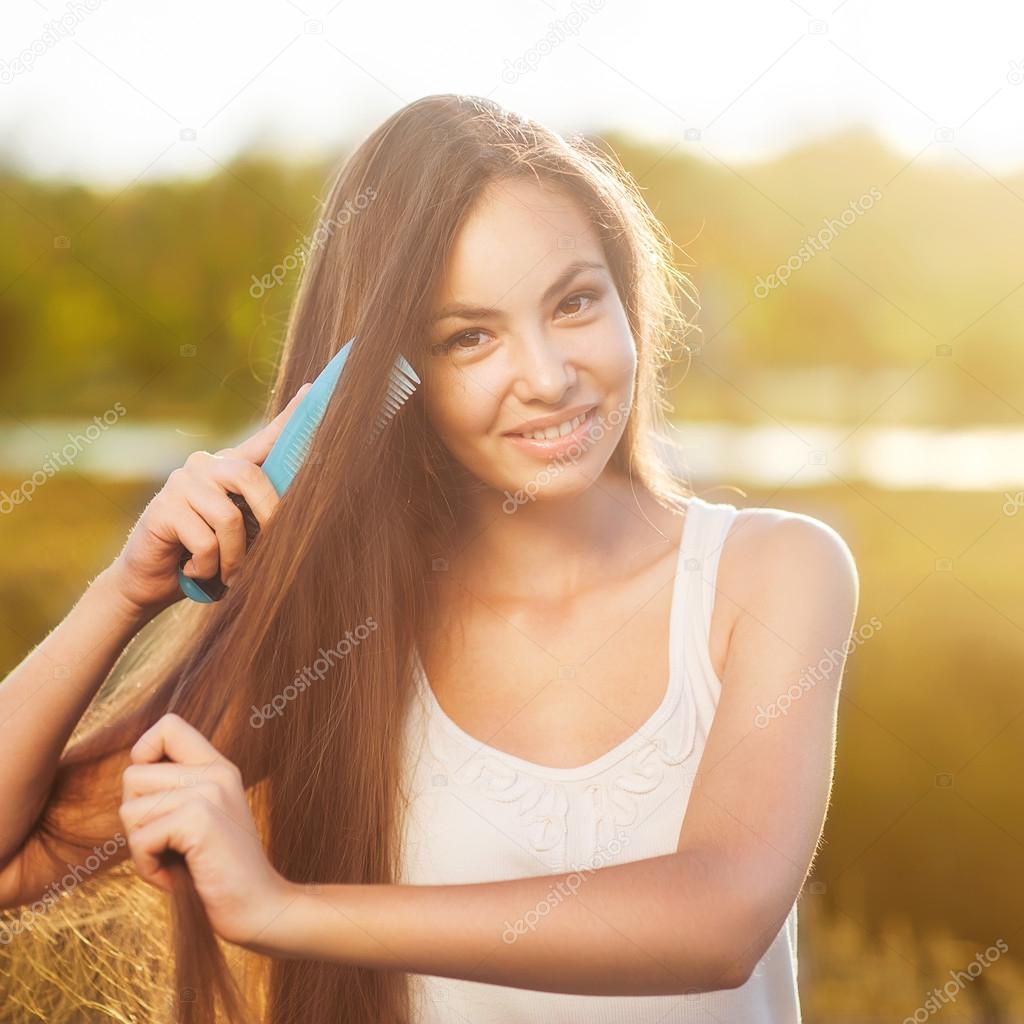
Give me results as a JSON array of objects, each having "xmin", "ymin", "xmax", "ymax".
[
  {"xmin": 0, "ymin": 564, "xmax": 154, "ymax": 866},
  {"xmin": 260, "ymin": 849, "xmax": 753, "ymax": 996}
]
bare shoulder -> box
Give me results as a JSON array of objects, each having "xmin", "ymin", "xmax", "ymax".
[
  {"xmin": 719, "ymin": 503, "xmax": 859, "ymax": 615},
  {"xmin": 697, "ymin": 503, "xmax": 860, "ymax": 687}
]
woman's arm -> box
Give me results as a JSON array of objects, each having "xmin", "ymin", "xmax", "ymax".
[
  {"xmin": 244, "ymin": 511, "xmax": 859, "ymax": 996},
  {"xmin": 119, "ymin": 510, "xmax": 858, "ymax": 999},
  {"xmin": 0, "ymin": 384, "xmax": 312, "ymax": 896},
  {"xmin": 255, "ymin": 846, "xmax": 744, "ymax": 996},
  {"xmin": 671, "ymin": 511, "xmax": 859, "ymax": 970},
  {"xmin": 120, "ymin": 719, "xmax": 747, "ymax": 997},
  {"xmin": 0, "ymin": 564, "xmax": 155, "ymax": 873}
]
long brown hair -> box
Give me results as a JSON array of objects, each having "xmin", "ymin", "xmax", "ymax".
[{"xmin": 22, "ymin": 93, "xmax": 700, "ymax": 1023}]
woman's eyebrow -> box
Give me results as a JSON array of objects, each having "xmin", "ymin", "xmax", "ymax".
[{"xmin": 431, "ymin": 259, "xmax": 607, "ymax": 325}]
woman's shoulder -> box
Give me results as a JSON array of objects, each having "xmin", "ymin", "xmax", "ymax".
[{"xmin": 715, "ymin": 499, "xmax": 859, "ymax": 609}]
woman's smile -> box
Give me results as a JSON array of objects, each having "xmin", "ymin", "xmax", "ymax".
[{"xmin": 501, "ymin": 404, "xmax": 600, "ymax": 459}]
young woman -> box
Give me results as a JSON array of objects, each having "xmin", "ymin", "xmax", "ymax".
[{"xmin": 0, "ymin": 94, "xmax": 858, "ymax": 1023}]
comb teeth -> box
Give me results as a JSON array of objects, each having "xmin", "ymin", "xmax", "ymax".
[
  {"xmin": 367, "ymin": 356, "xmax": 420, "ymax": 443},
  {"xmin": 262, "ymin": 344, "xmax": 420, "ymax": 495},
  {"xmin": 280, "ymin": 396, "xmax": 330, "ymax": 476}
]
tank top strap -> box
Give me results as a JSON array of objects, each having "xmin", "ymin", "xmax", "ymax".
[{"xmin": 679, "ymin": 495, "xmax": 741, "ymax": 651}]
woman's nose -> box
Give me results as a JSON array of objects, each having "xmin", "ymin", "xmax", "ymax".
[{"xmin": 510, "ymin": 330, "xmax": 576, "ymax": 404}]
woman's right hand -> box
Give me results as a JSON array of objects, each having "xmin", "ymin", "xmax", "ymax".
[{"xmin": 105, "ymin": 382, "xmax": 313, "ymax": 619}]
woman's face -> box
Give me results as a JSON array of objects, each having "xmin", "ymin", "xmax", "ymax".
[{"xmin": 422, "ymin": 177, "xmax": 637, "ymax": 504}]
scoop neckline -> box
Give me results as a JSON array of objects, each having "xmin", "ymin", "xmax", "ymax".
[{"xmin": 411, "ymin": 496, "xmax": 707, "ymax": 781}]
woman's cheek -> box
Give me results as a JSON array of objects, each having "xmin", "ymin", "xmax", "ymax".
[
  {"xmin": 431, "ymin": 362, "xmax": 503, "ymax": 432},
  {"xmin": 425, "ymin": 379, "xmax": 491, "ymax": 456},
  {"xmin": 587, "ymin": 322, "xmax": 635, "ymax": 393}
]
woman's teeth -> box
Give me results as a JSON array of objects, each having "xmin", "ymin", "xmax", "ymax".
[{"xmin": 517, "ymin": 409, "xmax": 591, "ymax": 441}]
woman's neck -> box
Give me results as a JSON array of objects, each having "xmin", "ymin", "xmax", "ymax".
[{"xmin": 442, "ymin": 470, "xmax": 678, "ymax": 606}]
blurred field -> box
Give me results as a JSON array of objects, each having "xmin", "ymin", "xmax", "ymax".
[{"xmin": 2, "ymin": 130, "xmax": 1023, "ymax": 1020}]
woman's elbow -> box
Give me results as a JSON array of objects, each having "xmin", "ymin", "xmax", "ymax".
[
  {"xmin": 663, "ymin": 912, "xmax": 756, "ymax": 994},
  {"xmin": 697, "ymin": 951, "xmax": 754, "ymax": 993},
  {"xmin": 661, "ymin": 847, "xmax": 773, "ymax": 993},
  {"xmin": 701, "ymin": 892, "xmax": 793, "ymax": 992}
]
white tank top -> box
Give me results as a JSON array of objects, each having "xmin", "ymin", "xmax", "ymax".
[{"xmin": 397, "ymin": 495, "xmax": 801, "ymax": 1022}]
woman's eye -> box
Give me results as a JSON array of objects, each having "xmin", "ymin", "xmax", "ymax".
[
  {"xmin": 430, "ymin": 289, "xmax": 601, "ymax": 356},
  {"xmin": 432, "ymin": 329, "xmax": 489, "ymax": 356},
  {"xmin": 557, "ymin": 290, "xmax": 598, "ymax": 318}
]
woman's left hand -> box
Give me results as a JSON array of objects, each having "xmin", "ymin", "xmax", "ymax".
[{"xmin": 119, "ymin": 712, "xmax": 299, "ymax": 953}]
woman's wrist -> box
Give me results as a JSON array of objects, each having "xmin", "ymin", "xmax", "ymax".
[
  {"xmin": 91, "ymin": 563, "xmax": 164, "ymax": 631},
  {"xmin": 235, "ymin": 879, "xmax": 350, "ymax": 961}
]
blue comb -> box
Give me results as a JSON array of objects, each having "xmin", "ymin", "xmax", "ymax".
[{"xmin": 177, "ymin": 336, "xmax": 420, "ymax": 603}]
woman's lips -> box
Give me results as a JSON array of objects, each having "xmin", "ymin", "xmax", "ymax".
[{"xmin": 503, "ymin": 405, "xmax": 598, "ymax": 458}]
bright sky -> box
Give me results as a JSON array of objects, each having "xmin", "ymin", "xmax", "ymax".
[{"xmin": 2, "ymin": 0, "xmax": 1023, "ymax": 185}]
